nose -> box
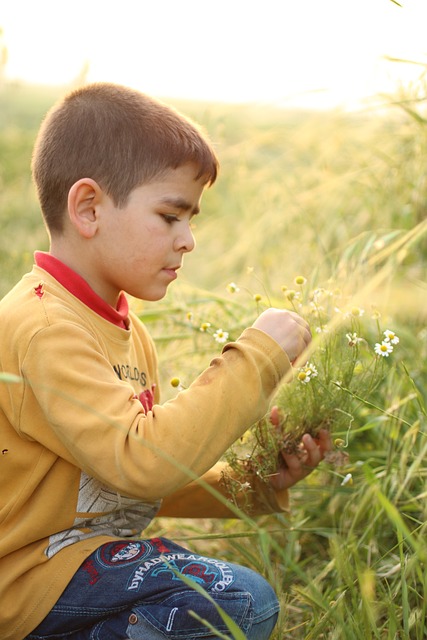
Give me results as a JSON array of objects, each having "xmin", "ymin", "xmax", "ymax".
[{"xmin": 175, "ymin": 223, "xmax": 196, "ymax": 253}]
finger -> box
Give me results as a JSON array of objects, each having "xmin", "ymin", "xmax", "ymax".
[
  {"xmin": 280, "ymin": 446, "xmax": 309, "ymax": 474},
  {"xmin": 290, "ymin": 311, "xmax": 311, "ymax": 334},
  {"xmin": 273, "ymin": 451, "xmax": 307, "ymax": 490},
  {"xmin": 269, "ymin": 405, "xmax": 280, "ymax": 427},
  {"xmin": 316, "ymin": 428, "xmax": 333, "ymax": 453},
  {"xmin": 301, "ymin": 433, "xmax": 323, "ymax": 467}
]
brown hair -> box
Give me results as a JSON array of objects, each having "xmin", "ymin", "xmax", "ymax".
[{"xmin": 31, "ymin": 83, "xmax": 219, "ymax": 233}]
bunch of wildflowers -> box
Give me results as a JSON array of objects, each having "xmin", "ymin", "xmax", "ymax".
[{"xmin": 222, "ymin": 276, "xmax": 402, "ymax": 501}]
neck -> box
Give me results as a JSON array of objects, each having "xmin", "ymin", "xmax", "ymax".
[{"xmin": 49, "ymin": 237, "xmax": 119, "ymax": 308}]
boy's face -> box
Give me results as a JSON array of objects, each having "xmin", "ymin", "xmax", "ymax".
[{"xmin": 95, "ymin": 163, "xmax": 205, "ymax": 305}]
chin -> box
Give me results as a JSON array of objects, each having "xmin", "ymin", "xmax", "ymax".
[{"xmin": 134, "ymin": 288, "xmax": 168, "ymax": 302}]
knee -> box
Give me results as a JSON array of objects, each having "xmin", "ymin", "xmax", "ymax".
[
  {"xmin": 229, "ymin": 564, "xmax": 280, "ymax": 639},
  {"xmin": 232, "ymin": 564, "xmax": 279, "ymax": 607}
]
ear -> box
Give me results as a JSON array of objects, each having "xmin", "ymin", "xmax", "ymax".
[{"xmin": 67, "ymin": 178, "xmax": 104, "ymax": 239}]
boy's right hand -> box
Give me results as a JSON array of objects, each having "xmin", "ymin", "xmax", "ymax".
[{"xmin": 252, "ymin": 308, "xmax": 311, "ymax": 364}]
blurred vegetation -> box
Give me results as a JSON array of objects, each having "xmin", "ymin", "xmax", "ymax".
[
  {"xmin": 0, "ymin": 84, "xmax": 64, "ymax": 285},
  {"xmin": 1, "ymin": 76, "xmax": 426, "ymax": 638}
]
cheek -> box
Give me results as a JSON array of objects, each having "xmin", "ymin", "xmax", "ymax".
[
  {"xmin": 125, "ymin": 228, "xmax": 167, "ymax": 266},
  {"xmin": 124, "ymin": 222, "xmax": 154, "ymax": 254}
]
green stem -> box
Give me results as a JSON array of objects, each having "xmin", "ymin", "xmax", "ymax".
[{"xmin": 332, "ymin": 382, "xmax": 413, "ymax": 429}]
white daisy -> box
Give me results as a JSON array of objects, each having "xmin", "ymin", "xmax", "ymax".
[
  {"xmin": 383, "ymin": 329, "xmax": 399, "ymax": 345},
  {"xmin": 297, "ymin": 362, "xmax": 318, "ymax": 384},
  {"xmin": 297, "ymin": 370, "xmax": 311, "ymax": 384},
  {"xmin": 213, "ymin": 329, "xmax": 229, "ymax": 344},
  {"xmin": 346, "ymin": 332, "xmax": 361, "ymax": 347},
  {"xmin": 374, "ymin": 341, "xmax": 393, "ymax": 357},
  {"xmin": 306, "ymin": 362, "xmax": 318, "ymax": 377}
]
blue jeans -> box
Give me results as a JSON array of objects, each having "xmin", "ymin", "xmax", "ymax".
[{"xmin": 26, "ymin": 538, "xmax": 279, "ymax": 639}]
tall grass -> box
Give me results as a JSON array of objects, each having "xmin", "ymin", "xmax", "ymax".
[{"xmin": 0, "ymin": 78, "xmax": 426, "ymax": 638}]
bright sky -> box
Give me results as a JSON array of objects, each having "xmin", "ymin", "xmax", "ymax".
[{"xmin": 1, "ymin": 0, "xmax": 426, "ymax": 109}]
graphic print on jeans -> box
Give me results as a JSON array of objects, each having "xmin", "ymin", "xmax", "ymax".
[
  {"xmin": 26, "ymin": 538, "xmax": 280, "ymax": 639},
  {"xmin": 126, "ymin": 549, "xmax": 235, "ymax": 594}
]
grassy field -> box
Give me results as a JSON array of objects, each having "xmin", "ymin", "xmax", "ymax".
[{"xmin": 1, "ymin": 80, "xmax": 426, "ymax": 639}]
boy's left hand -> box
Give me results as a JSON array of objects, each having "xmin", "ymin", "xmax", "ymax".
[{"xmin": 268, "ymin": 406, "xmax": 333, "ymax": 491}]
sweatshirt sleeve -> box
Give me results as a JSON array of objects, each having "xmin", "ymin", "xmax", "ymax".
[
  {"xmin": 19, "ymin": 323, "xmax": 292, "ymax": 502},
  {"xmin": 157, "ymin": 461, "xmax": 289, "ymax": 518}
]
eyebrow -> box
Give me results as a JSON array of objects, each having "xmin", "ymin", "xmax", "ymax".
[{"xmin": 158, "ymin": 196, "xmax": 200, "ymax": 215}]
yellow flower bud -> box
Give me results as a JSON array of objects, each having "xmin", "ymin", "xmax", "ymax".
[{"xmin": 351, "ymin": 306, "xmax": 364, "ymax": 317}]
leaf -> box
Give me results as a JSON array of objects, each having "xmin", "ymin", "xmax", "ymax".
[
  {"xmin": 374, "ymin": 487, "xmax": 425, "ymax": 560},
  {"xmin": 0, "ymin": 372, "xmax": 22, "ymax": 383}
]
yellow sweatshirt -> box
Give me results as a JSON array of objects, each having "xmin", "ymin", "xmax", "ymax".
[{"xmin": 0, "ymin": 261, "xmax": 291, "ymax": 639}]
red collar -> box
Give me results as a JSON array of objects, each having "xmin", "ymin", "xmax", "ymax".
[{"xmin": 35, "ymin": 252, "xmax": 130, "ymax": 329}]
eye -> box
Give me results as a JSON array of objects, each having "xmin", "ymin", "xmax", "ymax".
[{"xmin": 161, "ymin": 214, "xmax": 179, "ymax": 225}]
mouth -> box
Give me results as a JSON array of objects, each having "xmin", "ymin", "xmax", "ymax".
[{"xmin": 163, "ymin": 266, "xmax": 180, "ymax": 279}]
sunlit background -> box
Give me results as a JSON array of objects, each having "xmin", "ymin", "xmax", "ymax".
[{"xmin": 1, "ymin": 0, "xmax": 426, "ymax": 109}]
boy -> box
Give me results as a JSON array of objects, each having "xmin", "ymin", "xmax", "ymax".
[{"xmin": 0, "ymin": 83, "xmax": 330, "ymax": 640}]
